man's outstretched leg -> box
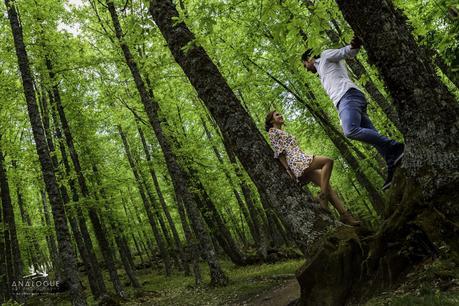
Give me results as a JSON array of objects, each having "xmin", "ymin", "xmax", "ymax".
[{"xmin": 338, "ymin": 89, "xmax": 404, "ymax": 190}]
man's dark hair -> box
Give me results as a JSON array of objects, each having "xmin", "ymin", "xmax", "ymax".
[
  {"xmin": 301, "ymin": 49, "xmax": 319, "ymax": 62},
  {"xmin": 301, "ymin": 49, "xmax": 312, "ymax": 62}
]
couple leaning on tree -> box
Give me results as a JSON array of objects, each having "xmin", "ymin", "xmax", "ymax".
[{"xmin": 266, "ymin": 36, "xmax": 404, "ymax": 225}]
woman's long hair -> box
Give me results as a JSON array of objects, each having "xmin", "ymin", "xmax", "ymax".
[{"xmin": 265, "ymin": 110, "xmax": 276, "ymax": 132}]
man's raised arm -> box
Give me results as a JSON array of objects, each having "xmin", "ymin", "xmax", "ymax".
[{"xmin": 323, "ymin": 36, "xmax": 362, "ymax": 62}]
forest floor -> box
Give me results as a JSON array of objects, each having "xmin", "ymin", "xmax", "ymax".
[
  {"xmin": 118, "ymin": 258, "xmax": 303, "ymax": 306},
  {"xmin": 22, "ymin": 257, "xmax": 459, "ymax": 305}
]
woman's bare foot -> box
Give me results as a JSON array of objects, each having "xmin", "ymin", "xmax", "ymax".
[{"xmin": 340, "ymin": 212, "xmax": 361, "ymax": 226}]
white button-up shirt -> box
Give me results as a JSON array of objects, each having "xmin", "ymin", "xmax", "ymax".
[{"xmin": 314, "ymin": 45, "xmax": 360, "ymax": 107}]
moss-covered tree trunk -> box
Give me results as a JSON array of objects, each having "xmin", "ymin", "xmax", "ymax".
[{"xmin": 4, "ymin": 0, "xmax": 86, "ymax": 304}]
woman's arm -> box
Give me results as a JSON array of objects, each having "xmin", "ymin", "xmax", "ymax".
[{"xmin": 278, "ymin": 154, "xmax": 294, "ymax": 179}]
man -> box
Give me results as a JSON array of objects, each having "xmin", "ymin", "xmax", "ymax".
[{"xmin": 302, "ymin": 37, "xmax": 404, "ymax": 190}]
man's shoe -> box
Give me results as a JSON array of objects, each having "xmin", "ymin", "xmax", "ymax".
[
  {"xmin": 382, "ymin": 180, "xmax": 392, "ymax": 191},
  {"xmin": 382, "ymin": 166, "xmax": 394, "ymax": 191}
]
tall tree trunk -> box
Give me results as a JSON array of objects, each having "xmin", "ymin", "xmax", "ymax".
[
  {"xmin": 4, "ymin": 1, "xmax": 86, "ymax": 303},
  {"xmin": 200, "ymin": 116, "xmax": 265, "ymax": 250},
  {"xmin": 0, "ymin": 180, "xmax": 7, "ymax": 303},
  {"xmin": 12, "ymin": 160, "xmax": 44, "ymax": 271},
  {"xmin": 0, "ymin": 137, "xmax": 22, "ymax": 287},
  {"xmin": 46, "ymin": 88, "xmax": 108, "ymax": 299},
  {"xmin": 39, "ymin": 86, "xmax": 97, "ymax": 297},
  {"xmin": 91, "ymin": 165, "xmax": 141, "ymax": 289},
  {"xmin": 46, "ymin": 57, "xmax": 124, "ymax": 297},
  {"xmin": 137, "ymin": 126, "xmax": 190, "ymax": 275},
  {"xmin": 118, "ymin": 126, "xmax": 172, "ymax": 276},
  {"xmin": 175, "ymin": 195, "xmax": 202, "ymax": 285},
  {"xmin": 149, "ymin": 0, "xmax": 335, "ymax": 255},
  {"xmin": 106, "ymin": 0, "xmax": 227, "ymax": 286},
  {"xmin": 40, "ymin": 190, "xmax": 61, "ymax": 279}
]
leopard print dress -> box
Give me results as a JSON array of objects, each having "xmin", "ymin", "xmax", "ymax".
[{"xmin": 268, "ymin": 128, "xmax": 314, "ymax": 179}]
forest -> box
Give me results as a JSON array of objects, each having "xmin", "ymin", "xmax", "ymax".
[{"xmin": 0, "ymin": 0, "xmax": 458, "ymax": 305}]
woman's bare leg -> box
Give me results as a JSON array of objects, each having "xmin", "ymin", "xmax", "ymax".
[
  {"xmin": 302, "ymin": 156, "xmax": 334, "ymax": 195},
  {"xmin": 301, "ymin": 169, "xmax": 360, "ymax": 225},
  {"xmin": 302, "ymin": 169, "xmax": 346, "ymax": 215},
  {"xmin": 328, "ymin": 189, "xmax": 347, "ymax": 215}
]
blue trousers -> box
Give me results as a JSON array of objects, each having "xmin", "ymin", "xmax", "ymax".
[{"xmin": 338, "ymin": 88, "xmax": 399, "ymax": 166}]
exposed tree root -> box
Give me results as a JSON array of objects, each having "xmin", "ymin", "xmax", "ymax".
[{"xmin": 292, "ymin": 171, "xmax": 458, "ymax": 305}]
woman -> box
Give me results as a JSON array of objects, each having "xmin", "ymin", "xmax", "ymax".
[{"xmin": 265, "ymin": 110, "xmax": 360, "ymax": 226}]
